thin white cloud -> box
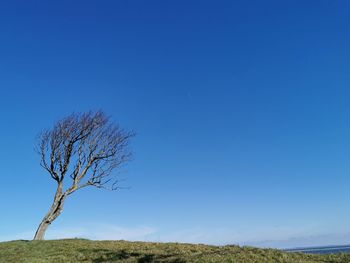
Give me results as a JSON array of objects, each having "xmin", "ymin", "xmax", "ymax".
[
  {"xmin": 0, "ymin": 224, "xmax": 156, "ymax": 242},
  {"xmin": 150, "ymin": 225, "xmax": 319, "ymax": 246},
  {"xmin": 2, "ymin": 223, "xmax": 350, "ymax": 249}
]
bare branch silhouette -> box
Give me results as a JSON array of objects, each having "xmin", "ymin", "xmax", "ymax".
[{"xmin": 34, "ymin": 111, "xmax": 135, "ymax": 240}]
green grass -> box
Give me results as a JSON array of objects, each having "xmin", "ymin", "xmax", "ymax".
[{"xmin": 0, "ymin": 239, "xmax": 350, "ymax": 262}]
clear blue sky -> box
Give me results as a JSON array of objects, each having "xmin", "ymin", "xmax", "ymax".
[{"xmin": 1, "ymin": 0, "xmax": 350, "ymax": 248}]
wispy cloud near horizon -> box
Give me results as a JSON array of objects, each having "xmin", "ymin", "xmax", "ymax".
[
  {"xmin": 0, "ymin": 224, "xmax": 156, "ymax": 243},
  {"xmin": 2, "ymin": 223, "xmax": 350, "ymax": 249}
]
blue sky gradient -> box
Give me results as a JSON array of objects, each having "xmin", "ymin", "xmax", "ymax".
[{"xmin": 1, "ymin": 0, "xmax": 350, "ymax": 248}]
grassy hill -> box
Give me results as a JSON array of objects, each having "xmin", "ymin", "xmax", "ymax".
[{"xmin": 1, "ymin": 239, "xmax": 350, "ymax": 263}]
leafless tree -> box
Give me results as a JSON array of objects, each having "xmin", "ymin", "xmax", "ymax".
[{"xmin": 33, "ymin": 111, "xmax": 135, "ymax": 240}]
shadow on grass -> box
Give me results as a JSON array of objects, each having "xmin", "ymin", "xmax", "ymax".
[
  {"xmin": 78, "ymin": 248, "xmax": 186, "ymax": 263},
  {"xmin": 137, "ymin": 254, "xmax": 186, "ymax": 263}
]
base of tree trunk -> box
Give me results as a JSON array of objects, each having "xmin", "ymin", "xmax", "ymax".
[{"xmin": 34, "ymin": 221, "xmax": 51, "ymax": 240}]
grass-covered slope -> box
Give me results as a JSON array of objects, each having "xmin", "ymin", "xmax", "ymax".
[{"xmin": 1, "ymin": 239, "xmax": 350, "ymax": 263}]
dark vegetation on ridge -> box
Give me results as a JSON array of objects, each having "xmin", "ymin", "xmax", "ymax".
[{"xmin": 1, "ymin": 239, "xmax": 350, "ymax": 263}]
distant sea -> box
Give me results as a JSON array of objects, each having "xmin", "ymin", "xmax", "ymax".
[{"xmin": 285, "ymin": 245, "xmax": 350, "ymax": 254}]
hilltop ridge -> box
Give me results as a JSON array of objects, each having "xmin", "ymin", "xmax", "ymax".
[{"xmin": 1, "ymin": 239, "xmax": 350, "ymax": 262}]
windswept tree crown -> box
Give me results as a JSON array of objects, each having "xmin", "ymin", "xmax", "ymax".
[{"xmin": 37, "ymin": 111, "xmax": 135, "ymax": 192}]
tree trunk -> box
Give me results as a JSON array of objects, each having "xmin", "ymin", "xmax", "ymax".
[
  {"xmin": 33, "ymin": 220, "xmax": 51, "ymax": 240},
  {"xmin": 33, "ymin": 184, "xmax": 66, "ymax": 240}
]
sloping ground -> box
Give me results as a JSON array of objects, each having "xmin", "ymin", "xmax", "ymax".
[{"xmin": 0, "ymin": 239, "xmax": 350, "ymax": 263}]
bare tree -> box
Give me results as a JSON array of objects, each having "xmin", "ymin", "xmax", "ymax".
[{"xmin": 33, "ymin": 111, "xmax": 135, "ymax": 240}]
